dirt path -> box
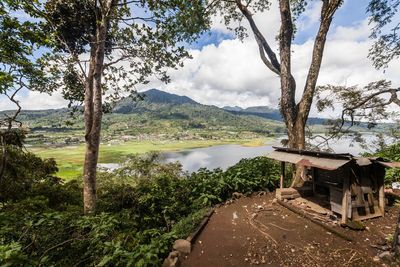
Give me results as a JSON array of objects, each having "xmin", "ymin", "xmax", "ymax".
[{"xmin": 181, "ymin": 194, "xmax": 399, "ymax": 267}]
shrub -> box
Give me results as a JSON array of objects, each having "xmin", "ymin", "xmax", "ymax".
[
  {"xmin": 0, "ymin": 153, "xmax": 279, "ymax": 266},
  {"xmin": 372, "ymin": 142, "xmax": 400, "ymax": 185}
]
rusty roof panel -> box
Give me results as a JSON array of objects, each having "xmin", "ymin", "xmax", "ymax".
[
  {"xmin": 355, "ymin": 157, "xmax": 373, "ymax": 166},
  {"xmin": 272, "ymin": 146, "xmax": 353, "ymax": 159},
  {"xmin": 376, "ymin": 161, "xmax": 400, "ymax": 168},
  {"xmin": 266, "ymin": 151, "xmax": 351, "ymax": 170}
]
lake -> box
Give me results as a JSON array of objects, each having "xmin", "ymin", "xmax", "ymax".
[{"xmin": 161, "ymin": 135, "xmax": 380, "ymax": 173}]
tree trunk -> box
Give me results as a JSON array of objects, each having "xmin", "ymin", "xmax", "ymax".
[
  {"xmin": 288, "ymin": 119, "xmax": 306, "ymax": 187},
  {"xmin": 83, "ymin": 11, "xmax": 109, "ymax": 214}
]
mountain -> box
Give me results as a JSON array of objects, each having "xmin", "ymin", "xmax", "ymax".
[
  {"xmin": 139, "ymin": 89, "xmax": 198, "ymax": 105},
  {"xmin": 114, "ymin": 89, "xmax": 199, "ymax": 113},
  {"xmin": 223, "ymin": 105, "xmax": 282, "ymax": 121},
  {"xmin": 111, "ymin": 89, "xmax": 283, "ymax": 134},
  {"xmin": 9, "ymin": 89, "xmax": 386, "ymax": 143},
  {"xmin": 222, "ymin": 105, "xmax": 328, "ymax": 124},
  {"xmin": 222, "ymin": 106, "xmax": 243, "ymax": 112}
]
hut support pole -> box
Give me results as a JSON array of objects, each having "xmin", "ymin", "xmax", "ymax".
[
  {"xmin": 341, "ymin": 178, "xmax": 350, "ymax": 225},
  {"xmin": 280, "ymin": 162, "xmax": 285, "ymax": 189},
  {"xmin": 312, "ymin": 167, "xmax": 316, "ymax": 195},
  {"xmin": 378, "ymin": 175, "xmax": 385, "ymax": 217}
]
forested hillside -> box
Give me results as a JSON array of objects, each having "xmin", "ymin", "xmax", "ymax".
[{"xmin": 5, "ymin": 89, "xmax": 388, "ymax": 147}]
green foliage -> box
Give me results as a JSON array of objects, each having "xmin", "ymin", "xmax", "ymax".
[
  {"xmin": 368, "ymin": 0, "xmax": 400, "ymax": 69},
  {"xmin": 0, "ymin": 0, "xmax": 54, "ymax": 97},
  {"xmin": 0, "ymin": 147, "xmax": 59, "ymax": 202},
  {"xmin": 39, "ymin": 0, "xmax": 211, "ymax": 105},
  {"xmin": 0, "ymin": 153, "xmax": 279, "ymax": 266},
  {"xmin": 373, "ymin": 142, "xmax": 400, "ymax": 185}
]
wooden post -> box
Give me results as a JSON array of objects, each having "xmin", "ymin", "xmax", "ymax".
[
  {"xmin": 341, "ymin": 177, "xmax": 350, "ymax": 225},
  {"xmin": 378, "ymin": 174, "xmax": 385, "ymax": 217},
  {"xmin": 280, "ymin": 162, "xmax": 285, "ymax": 189},
  {"xmin": 312, "ymin": 167, "xmax": 316, "ymax": 195}
]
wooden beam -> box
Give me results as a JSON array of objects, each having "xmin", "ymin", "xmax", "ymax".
[
  {"xmin": 378, "ymin": 174, "xmax": 385, "ymax": 217},
  {"xmin": 341, "ymin": 177, "xmax": 350, "ymax": 225},
  {"xmin": 277, "ymin": 200, "xmax": 352, "ymax": 242},
  {"xmin": 280, "ymin": 161, "xmax": 285, "ymax": 189}
]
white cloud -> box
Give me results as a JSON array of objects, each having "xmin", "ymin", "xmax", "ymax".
[
  {"xmin": 296, "ymin": 1, "xmax": 323, "ymax": 32},
  {"xmin": 0, "ymin": 90, "xmax": 68, "ymax": 111},
  {"xmin": 2, "ymin": 1, "xmax": 399, "ymax": 120}
]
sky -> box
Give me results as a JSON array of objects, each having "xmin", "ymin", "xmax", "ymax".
[{"xmin": 1, "ymin": 0, "xmax": 399, "ymax": 119}]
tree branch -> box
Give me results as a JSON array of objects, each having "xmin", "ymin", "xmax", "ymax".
[
  {"xmin": 298, "ymin": 0, "xmax": 342, "ymax": 124},
  {"xmin": 235, "ymin": 0, "xmax": 281, "ymax": 72}
]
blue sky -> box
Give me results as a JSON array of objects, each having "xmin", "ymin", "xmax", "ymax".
[
  {"xmin": 1, "ymin": 0, "xmax": 399, "ymax": 115},
  {"xmin": 190, "ymin": 0, "xmax": 371, "ymax": 49}
]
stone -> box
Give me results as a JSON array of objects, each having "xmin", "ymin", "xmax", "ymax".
[
  {"xmin": 329, "ymin": 214, "xmax": 338, "ymax": 221},
  {"xmin": 272, "ymin": 198, "xmax": 277, "ymax": 204},
  {"xmin": 173, "ymin": 239, "xmax": 191, "ymax": 254},
  {"xmin": 162, "ymin": 251, "xmax": 180, "ymax": 267},
  {"xmin": 378, "ymin": 251, "xmax": 393, "ymax": 261},
  {"xmin": 372, "ymin": 256, "xmax": 380, "ymax": 262},
  {"xmin": 232, "ymin": 192, "xmax": 244, "ymax": 199},
  {"xmin": 170, "ymin": 251, "xmax": 180, "ymax": 258}
]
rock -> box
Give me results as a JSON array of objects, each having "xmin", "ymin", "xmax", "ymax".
[
  {"xmin": 233, "ymin": 211, "xmax": 239, "ymax": 220},
  {"xmin": 232, "ymin": 192, "xmax": 244, "ymax": 199},
  {"xmin": 372, "ymin": 256, "xmax": 380, "ymax": 262},
  {"xmin": 376, "ymin": 238, "xmax": 387, "ymax": 246},
  {"xmin": 329, "ymin": 214, "xmax": 337, "ymax": 221},
  {"xmin": 272, "ymin": 198, "xmax": 277, "ymax": 204},
  {"xmin": 170, "ymin": 251, "xmax": 180, "ymax": 258},
  {"xmin": 378, "ymin": 251, "xmax": 393, "ymax": 261},
  {"xmin": 173, "ymin": 239, "xmax": 191, "ymax": 254},
  {"xmin": 162, "ymin": 251, "xmax": 181, "ymax": 267}
]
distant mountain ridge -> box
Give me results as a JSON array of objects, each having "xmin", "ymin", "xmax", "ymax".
[
  {"xmin": 140, "ymin": 89, "xmax": 198, "ymax": 105},
  {"xmin": 114, "ymin": 89, "xmax": 199, "ymax": 113},
  {"xmin": 8, "ymin": 89, "xmax": 389, "ymax": 134},
  {"xmin": 115, "ymin": 89, "xmax": 327, "ymax": 124},
  {"xmin": 222, "ymin": 105, "xmax": 282, "ymax": 121}
]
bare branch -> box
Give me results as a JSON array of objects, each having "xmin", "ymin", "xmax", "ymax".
[
  {"xmin": 298, "ymin": 0, "xmax": 342, "ymax": 124},
  {"xmin": 235, "ymin": 0, "xmax": 281, "ymax": 72}
]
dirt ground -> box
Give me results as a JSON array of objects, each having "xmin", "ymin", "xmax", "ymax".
[{"xmin": 181, "ymin": 193, "xmax": 399, "ymax": 267}]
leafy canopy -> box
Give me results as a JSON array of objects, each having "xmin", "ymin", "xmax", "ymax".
[{"xmin": 36, "ymin": 0, "xmax": 210, "ymax": 107}]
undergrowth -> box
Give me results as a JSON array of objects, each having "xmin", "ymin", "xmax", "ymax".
[{"xmin": 0, "ymin": 151, "xmax": 279, "ymax": 266}]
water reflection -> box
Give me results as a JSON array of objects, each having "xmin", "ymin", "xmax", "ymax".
[
  {"xmin": 163, "ymin": 144, "xmax": 276, "ymax": 173},
  {"xmin": 162, "ymin": 135, "xmax": 386, "ymax": 173}
]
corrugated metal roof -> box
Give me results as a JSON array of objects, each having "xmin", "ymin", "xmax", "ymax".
[
  {"xmin": 355, "ymin": 157, "xmax": 372, "ymax": 166},
  {"xmin": 376, "ymin": 161, "xmax": 400, "ymax": 168},
  {"xmin": 272, "ymin": 146, "xmax": 353, "ymax": 159},
  {"xmin": 267, "ymin": 147, "xmax": 400, "ymax": 170},
  {"xmin": 266, "ymin": 151, "xmax": 351, "ymax": 170}
]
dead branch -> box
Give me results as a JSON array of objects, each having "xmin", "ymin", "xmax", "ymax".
[
  {"xmin": 247, "ymin": 211, "xmax": 278, "ymax": 245},
  {"xmin": 267, "ymin": 222, "xmax": 294, "ymax": 232}
]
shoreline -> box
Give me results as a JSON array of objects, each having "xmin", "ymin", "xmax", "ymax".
[{"xmin": 29, "ymin": 138, "xmax": 274, "ymax": 180}]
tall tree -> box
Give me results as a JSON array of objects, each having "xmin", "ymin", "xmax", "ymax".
[
  {"xmin": 368, "ymin": 0, "xmax": 400, "ymax": 69},
  {"xmin": 311, "ymin": 0, "xmax": 400, "ymax": 151},
  {"xmin": 32, "ymin": 0, "xmax": 209, "ymax": 214},
  {"xmin": 212, "ymin": 0, "xmax": 343, "ymax": 185},
  {"xmin": 0, "ymin": 0, "xmax": 52, "ymax": 186}
]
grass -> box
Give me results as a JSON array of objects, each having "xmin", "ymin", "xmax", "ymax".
[
  {"xmin": 30, "ymin": 138, "xmax": 273, "ymax": 180},
  {"xmin": 241, "ymin": 138, "xmax": 272, "ymax": 147}
]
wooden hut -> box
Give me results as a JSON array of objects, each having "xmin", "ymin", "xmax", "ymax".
[{"xmin": 267, "ymin": 147, "xmax": 400, "ymax": 224}]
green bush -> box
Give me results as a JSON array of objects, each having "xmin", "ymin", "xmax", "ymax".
[
  {"xmin": 0, "ymin": 148, "xmax": 59, "ymax": 202},
  {"xmin": 373, "ymin": 142, "xmax": 400, "ymax": 185},
  {"xmin": 0, "ymin": 153, "xmax": 279, "ymax": 266}
]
